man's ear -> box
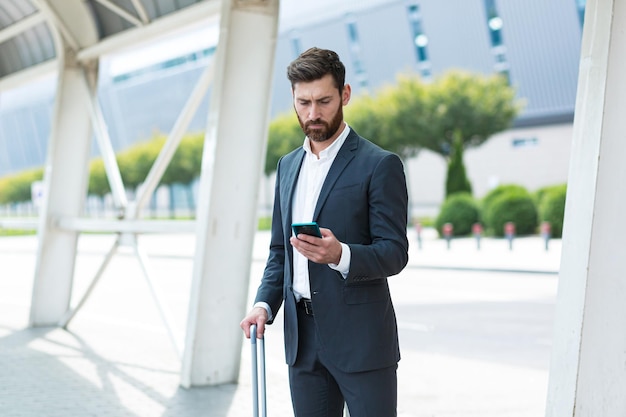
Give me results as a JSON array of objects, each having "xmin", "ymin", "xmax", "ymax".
[{"xmin": 342, "ymin": 83, "xmax": 352, "ymax": 105}]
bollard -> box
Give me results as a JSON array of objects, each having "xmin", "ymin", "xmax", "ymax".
[
  {"xmin": 415, "ymin": 221, "xmax": 423, "ymax": 250},
  {"xmin": 504, "ymin": 222, "xmax": 515, "ymax": 250},
  {"xmin": 442, "ymin": 223, "xmax": 453, "ymax": 250},
  {"xmin": 541, "ymin": 221, "xmax": 551, "ymax": 251},
  {"xmin": 472, "ymin": 223, "xmax": 483, "ymax": 250}
]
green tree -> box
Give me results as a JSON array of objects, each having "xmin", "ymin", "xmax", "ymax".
[
  {"xmin": 264, "ymin": 112, "xmax": 303, "ymax": 175},
  {"xmin": 537, "ymin": 184, "xmax": 567, "ymax": 238},
  {"xmin": 435, "ymin": 192, "xmax": 480, "ymax": 236},
  {"xmin": 445, "ymin": 131, "xmax": 472, "ymax": 197},
  {"xmin": 116, "ymin": 137, "xmax": 163, "ymax": 191},
  {"xmin": 88, "ymin": 158, "xmax": 111, "ymax": 198},
  {"xmin": 346, "ymin": 85, "xmax": 420, "ymax": 161},
  {"xmin": 419, "ymin": 70, "xmax": 521, "ymax": 156},
  {"xmin": 0, "ymin": 168, "xmax": 43, "ymax": 204},
  {"xmin": 163, "ymin": 133, "xmax": 205, "ymax": 214}
]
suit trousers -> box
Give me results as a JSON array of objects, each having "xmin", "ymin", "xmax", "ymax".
[{"xmin": 288, "ymin": 303, "xmax": 398, "ymax": 417}]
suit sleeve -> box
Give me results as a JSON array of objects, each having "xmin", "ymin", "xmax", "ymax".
[
  {"xmin": 253, "ymin": 157, "xmax": 287, "ymax": 324},
  {"xmin": 346, "ymin": 153, "xmax": 409, "ymax": 283}
]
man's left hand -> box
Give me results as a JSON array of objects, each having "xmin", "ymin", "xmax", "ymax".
[{"xmin": 290, "ymin": 227, "xmax": 342, "ymax": 265}]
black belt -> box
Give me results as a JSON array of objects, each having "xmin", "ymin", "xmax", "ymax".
[{"xmin": 297, "ymin": 298, "xmax": 314, "ymax": 316}]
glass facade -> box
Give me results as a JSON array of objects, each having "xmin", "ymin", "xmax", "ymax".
[
  {"xmin": 345, "ymin": 16, "xmax": 369, "ymax": 89},
  {"xmin": 575, "ymin": 0, "xmax": 586, "ymax": 27},
  {"xmin": 483, "ymin": 0, "xmax": 510, "ymax": 83},
  {"xmin": 406, "ymin": 3, "xmax": 431, "ymax": 79}
]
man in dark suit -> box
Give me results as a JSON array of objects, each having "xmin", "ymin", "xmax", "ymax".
[{"xmin": 241, "ymin": 47, "xmax": 409, "ymax": 417}]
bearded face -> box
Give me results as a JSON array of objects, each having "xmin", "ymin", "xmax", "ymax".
[
  {"xmin": 297, "ymin": 103, "xmax": 344, "ymax": 143},
  {"xmin": 292, "ymin": 74, "xmax": 350, "ymax": 146}
]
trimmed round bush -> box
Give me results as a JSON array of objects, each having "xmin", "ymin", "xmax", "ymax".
[
  {"xmin": 484, "ymin": 191, "xmax": 538, "ymax": 237},
  {"xmin": 482, "ymin": 184, "xmax": 529, "ymax": 216},
  {"xmin": 435, "ymin": 192, "xmax": 481, "ymax": 237},
  {"xmin": 538, "ymin": 185, "xmax": 567, "ymax": 238}
]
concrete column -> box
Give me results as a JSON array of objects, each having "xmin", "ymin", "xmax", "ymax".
[
  {"xmin": 181, "ymin": 0, "xmax": 279, "ymax": 387},
  {"xmin": 29, "ymin": 50, "xmax": 97, "ymax": 325},
  {"xmin": 545, "ymin": 0, "xmax": 626, "ymax": 415}
]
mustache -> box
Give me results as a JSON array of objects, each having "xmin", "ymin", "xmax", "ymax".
[{"xmin": 305, "ymin": 119, "xmax": 328, "ymax": 129}]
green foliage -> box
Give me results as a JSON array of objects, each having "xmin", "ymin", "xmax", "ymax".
[
  {"xmin": 265, "ymin": 112, "xmax": 303, "ymax": 175},
  {"xmin": 257, "ymin": 216, "xmax": 272, "ymax": 230},
  {"xmin": 0, "ymin": 228, "xmax": 36, "ymax": 236},
  {"xmin": 481, "ymin": 184, "xmax": 529, "ymax": 218},
  {"xmin": 483, "ymin": 191, "xmax": 538, "ymax": 237},
  {"xmin": 347, "ymin": 82, "xmax": 421, "ymax": 161},
  {"xmin": 534, "ymin": 184, "xmax": 566, "ymax": 207},
  {"xmin": 163, "ymin": 133, "xmax": 204, "ymax": 185},
  {"xmin": 88, "ymin": 132, "xmax": 205, "ymax": 199},
  {"xmin": 445, "ymin": 132, "xmax": 472, "ymax": 197},
  {"xmin": 0, "ymin": 168, "xmax": 44, "ymax": 204},
  {"xmin": 116, "ymin": 137, "xmax": 163, "ymax": 190},
  {"xmin": 537, "ymin": 184, "xmax": 567, "ymax": 238},
  {"xmin": 412, "ymin": 216, "xmax": 434, "ymax": 228},
  {"xmin": 88, "ymin": 158, "xmax": 110, "ymax": 197},
  {"xmin": 434, "ymin": 192, "xmax": 480, "ymax": 237},
  {"xmin": 424, "ymin": 70, "xmax": 521, "ymax": 155},
  {"xmin": 383, "ymin": 75, "xmax": 432, "ymax": 158}
]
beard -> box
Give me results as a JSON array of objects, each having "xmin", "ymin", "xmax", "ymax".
[{"xmin": 297, "ymin": 105, "xmax": 344, "ymax": 143}]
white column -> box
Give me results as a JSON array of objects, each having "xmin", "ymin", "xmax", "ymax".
[
  {"xmin": 29, "ymin": 49, "xmax": 97, "ymax": 325},
  {"xmin": 545, "ymin": 0, "xmax": 626, "ymax": 415},
  {"xmin": 181, "ymin": 0, "xmax": 279, "ymax": 387}
]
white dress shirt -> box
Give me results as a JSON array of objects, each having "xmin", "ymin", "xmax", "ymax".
[
  {"xmin": 291, "ymin": 124, "xmax": 352, "ymax": 301},
  {"xmin": 254, "ymin": 124, "xmax": 352, "ymax": 319}
]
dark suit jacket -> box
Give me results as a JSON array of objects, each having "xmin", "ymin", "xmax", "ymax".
[{"xmin": 255, "ymin": 128, "xmax": 409, "ymax": 373}]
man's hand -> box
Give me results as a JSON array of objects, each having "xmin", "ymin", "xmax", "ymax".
[
  {"xmin": 290, "ymin": 227, "xmax": 342, "ymax": 265},
  {"xmin": 240, "ymin": 307, "xmax": 269, "ymax": 338}
]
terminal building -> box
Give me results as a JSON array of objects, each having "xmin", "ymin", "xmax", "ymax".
[
  {"xmin": 3, "ymin": 1, "xmax": 626, "ymax": 414},
  {"xmin": 0, "ymin": 0, "xmax": 585, "ymax": 217}
]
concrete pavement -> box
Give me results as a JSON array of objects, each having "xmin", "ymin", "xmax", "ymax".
[{"xmin": 0, "ymin": 229, "xmax": 561, "ymax": 416}]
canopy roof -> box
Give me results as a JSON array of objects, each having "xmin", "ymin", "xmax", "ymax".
[{"xmin": 0, "ymin": 0, "xmax": 219, "ymax": 89}]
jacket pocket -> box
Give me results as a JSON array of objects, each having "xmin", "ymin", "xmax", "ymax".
[{"xmin": 343, "ymin": 281, "xmax": 388, "ymax": 305}]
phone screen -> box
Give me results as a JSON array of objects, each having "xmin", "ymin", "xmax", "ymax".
[{"xmin": 292, "ymin": 222, "xmax": 322, "ymax": 238}]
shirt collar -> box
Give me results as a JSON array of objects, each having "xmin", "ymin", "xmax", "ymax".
[{"xmin": 303, "ymin": 123, "xmax": 351, "ymax": 160}]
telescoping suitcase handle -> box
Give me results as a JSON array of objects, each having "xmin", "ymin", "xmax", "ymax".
[{"xmin": 250, "ymin": 324, "xmax": 267, "ymax": 417}]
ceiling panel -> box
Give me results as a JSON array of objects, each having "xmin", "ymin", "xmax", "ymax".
[{"xmin": 0, "ymin": 0, "xmax": 209, "ymax": 83}]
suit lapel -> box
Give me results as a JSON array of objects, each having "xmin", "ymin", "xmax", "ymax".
[
  {"xmin": 313, "ymin": 131, "xmax": 359, "ymax": 220},
  {"xmin": 281, "ymin": 149, "xmax": 306, "ymax": 231}
]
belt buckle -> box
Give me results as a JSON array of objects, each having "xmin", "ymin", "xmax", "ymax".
[{"xmin": 300, "ymin": 299, "xmax": 313, "ymax": 316}]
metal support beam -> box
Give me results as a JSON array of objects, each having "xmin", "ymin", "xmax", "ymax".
[
  {"xmin": 93, "ymin": 0, "xmax": 145, "ymax": 27},
  {"xmin": 0, "ymin": 11, "xmax": 45, "ymax": 44},
  {"xmin": 76, "ymin": 0, "xmax": 221, "ymax": 62},
  {"xmin": 133, "ymin": 60, "xmax": 216, "ymax": 218},
  {"xmin": 29, "ymin": 47, "xmax": 96, "ymax": 325},
  {"xmin": 83, "ymin": 72, "xmax": 128, "ymax": 211},
  {"xmin": 545, "ymin": 0, "xmax": 626, "ymax": 415},
  {"xmin": 181, "ymin": 0, "xmax": 279, "ymax": 387}
]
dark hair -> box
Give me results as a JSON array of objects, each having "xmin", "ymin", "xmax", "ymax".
[{"xmin": 286, "ymin": 47, "xmax": 346, "ymax": 93}]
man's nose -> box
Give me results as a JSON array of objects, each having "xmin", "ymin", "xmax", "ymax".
[{"xmin": 309, "ymin": 103, "xmax": 322, "ymax": 119}]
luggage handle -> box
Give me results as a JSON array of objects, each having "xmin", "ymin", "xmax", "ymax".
[{"xmin": 250, "ymin": 324, "xmax": 267, "ymax": 417}]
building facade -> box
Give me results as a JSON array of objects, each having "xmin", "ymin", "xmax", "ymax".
[{"xmin": 0, "ymin": 0, "xmax": 585, "ymax": 217}]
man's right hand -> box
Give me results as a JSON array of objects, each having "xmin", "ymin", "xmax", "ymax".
[{"xmin": 240, "ymin": 306, "xmax": 269, "ymax": 339}]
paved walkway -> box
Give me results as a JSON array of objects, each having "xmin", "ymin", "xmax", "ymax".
[{"xmin": 0, "ymin": 229, "xmax": 561, "ymax": 416}]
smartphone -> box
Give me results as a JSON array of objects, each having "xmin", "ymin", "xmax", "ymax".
[{"xmin": 291, "ymin": 221, "xmax": 322, "ymax": 238}]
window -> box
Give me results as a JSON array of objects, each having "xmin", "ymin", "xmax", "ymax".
[
  {"xmin": 406, "ymin": 2, "xmax": 431, "ymax": 79},
  {"xmin": 345, "ymin": 16, "xmax": 369, "ymax": 89},
  {"xmin": 512, "ymin": 137, "xmax": 539, "ymax": 148},
  {"xmin": 575, "ymin": 0, "xmax": 586, "ymax": 27},
  {"xmin": 290, "ymin": 33, "xmax": 302, "ymax": 57},
  {"xmin": 483, "ymin": 0, "xmax": 510, "ymax": 82}
]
